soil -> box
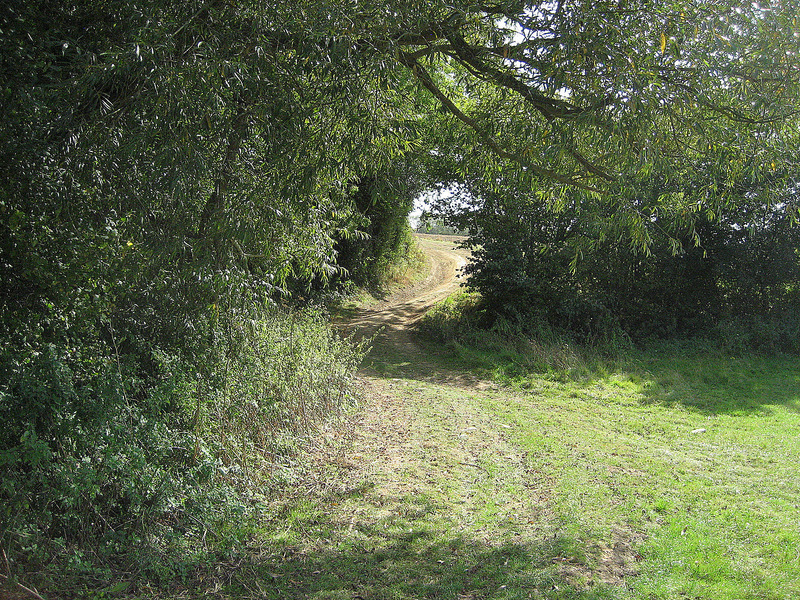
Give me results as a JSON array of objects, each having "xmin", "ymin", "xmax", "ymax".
[{"xmin": 341, "ymin": 233, "xmax": 470, "ymax": 341}]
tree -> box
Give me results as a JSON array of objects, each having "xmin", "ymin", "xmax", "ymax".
[
  {"xmin": 4, "ymin": 2, "xmax": 798, "ymax": 327},
  {"xmin": 406, "ymin": 1, "xmax": 798, "ymax": 233},
  {"xmin": 2, "ymin": 0, "xmax": 798, "ymax": 439},
  {"xmin": 425, "ymin": 142, "xmax": 800, "ymax": 346},
  {"xmin": 1, "ymin": 0, "xmax": 799, "ymax": 585}
]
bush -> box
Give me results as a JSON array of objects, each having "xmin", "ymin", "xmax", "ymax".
[
  {"xmin": 417, "ymin": 291, "xmax": 486, "ymax": 343},
  {"xmin": 0, "ymin": 307, "xmax": 365, "ymax": 593},
  {"xmin": 452, "ymin": 183, "xmax": 800, "ymax": 349},
  {"xmin": 209, "ymin": 309, "xmax": 366, "ymax": 483},
  {"xmin": 713, "ymin": 311, "xmax": 800, "ymax": 355}
]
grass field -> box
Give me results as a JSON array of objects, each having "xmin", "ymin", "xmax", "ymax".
[{"xmin": 217, "ymin": 338, "xmax": 800, "ymax": 600}]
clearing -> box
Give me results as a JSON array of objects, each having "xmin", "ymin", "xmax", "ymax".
[{"xmin": 238, "ymin": 234, "xmax": 800, "ymax": 600}]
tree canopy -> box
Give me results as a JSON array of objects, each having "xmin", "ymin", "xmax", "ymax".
[
  {"xmin": 1, "ymin": 0, "xmax": 799, "ymax": 586},
  {"xmin": 5, "ymin": 2, "xmax": 798, "ymax": 272},
  {"xmin": 2, "ymin": 0, "xmax": 798, "ymax": 420}
]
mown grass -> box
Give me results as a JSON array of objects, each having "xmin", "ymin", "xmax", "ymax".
[
  {"xmin": 57, "ymin": 284, "xmax": 796, "ymax": 600},
  {"xmin": 481, "ymin": 356, "xmax": 800, "ymax": 599},
  {"xmin": 175, "ymin": 331, "xmax": 800, "ymax": 600},
  {"xmin": 216, "ymin": 376, "xmax": 614, "ymax": 600},
  {"xmin": 308, "ymin": 293, "xmax": 800, "ymax": 599},
  {"xmin": 406, "ymin": 296, "xmax": 800, "ymax": 599}
]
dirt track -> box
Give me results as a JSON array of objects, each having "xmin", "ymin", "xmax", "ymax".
[
  {"xmin": 343, "ymin": 234, "xmax": 470, "ymax": 341},
  {"xmin": 319, "ymin": 233, "xmax": 638, "ymax": 592}
]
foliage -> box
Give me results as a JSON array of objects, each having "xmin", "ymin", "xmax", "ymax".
[
  {"xmin": 2, "ymin": 0, "xmax": 800, "ymax": 593},
  {"xmin": 0, "ymin": 307, "xmax": 365, "ymax": 592},
  {"xmin": 235, "ymin": 337, "xmax": 800, "ymax": 600},
  {"xmin": 411, "ymin": 0, "xmax": 800, "ymax": 345},
  {"xmin": 425, "ymin": 166, "xmax": 800, "ymax": 349},
  {"xmin": 210, "ymin": 309, "xmax": 367, "ymax": 481},
  {"xmin": 333, "ymin": 167, "xmax": 425, "ymax": 291}
]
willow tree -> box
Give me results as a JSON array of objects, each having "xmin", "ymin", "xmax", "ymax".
[
  {"xmin": 391, "ymin": 1, "xmax": 800, "ymax": 341},
  {"xmin": 2, "ymin": 0, "xmax": 799, "ymax": 588},
  {"xmin": 2, "ymin": 0, "xmax": 798, "ymax": 413},
  {"xmin": 4, "ymin": 2, "xmax": 798, "ymax": 327},
  {"xmin": 396, "ymin": 1, "xmax": 797, "ymax": 227},
  {"xmin": 2, "ymin": 0, "xmax": 798, "ymax": 439}
]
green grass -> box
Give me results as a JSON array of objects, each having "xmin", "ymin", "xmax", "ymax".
[
  {"xmin": 245, "ymin": 281, "xmax": 800, "ymax": 600},
  {"xmin": 70, "ymin": 284, "xmax": 794, "ymax": 600},
  {"xmin": 222, "ymin": 378, "xmax": 609, "ymax": 600},
  {"xmin": 480, "ymin": 356, "xmax": 800, "ymax": 599},
  {"xmin": 221, "ymin": 338, "xmax": 800, "ymax": 600}
]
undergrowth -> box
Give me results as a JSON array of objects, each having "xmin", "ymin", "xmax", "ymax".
[
  {"xmin": 374, "ymin": 229, "xmax": 428, "ymax": 290},
  {"xmin": 0, "ymin": 307, "xmax": 366, "ymax": 596},
  {"xmin": 418, "ymin": 291, "xmax": 629, "ymax": 384},
  {"xmin": 418, "ymin": 290, "xmax": 798, "ymax": 386}
]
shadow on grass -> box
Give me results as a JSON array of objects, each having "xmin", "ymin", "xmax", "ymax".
[
  {"xmin": 366, "ymin": 327, "xmax": 800, "ymax": 417},
  {"xmin": 361, "ymin": 339, "xmax": 491, "ymax": 388},
  {"xmin": 237, "ymin": 522, "xmax": 619, "ymax": 600},
  {"xmin": 634, "ymin": 352, "xmax": 800, "ymax": 415},
  {"xmin": 331, "ymin": 305, "xmax": 365, "ymax": 320}
]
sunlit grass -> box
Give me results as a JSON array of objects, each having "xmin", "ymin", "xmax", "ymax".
[
  {"xmin": 437, "ymin": 340, "xmax": 800, "ymax": 599},
  {"xmin": 133, "ymin": 278, "xmax": 800, "ymax": 600},
  {"xmin": 352, "ymin": 306, "xmax": 800, "ymax": 599},
  {"xmin": 204, "ymin": 341, "xmax": 800, "ymax": 600}
]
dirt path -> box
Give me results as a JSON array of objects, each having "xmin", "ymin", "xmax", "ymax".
[
  {"xmin": 274, "ymin": 234, "xmax": 638, "ymax": 598},
  {"xmin": 333, "ymin": 235, "xmax": 547, "ymax": 539},
  {"xmin": 336, "ymin": 233, "xmax": 482, "ymax": 386},
  {"xmin": 343, "ymin": 234, "xmax": 470, "ymax": 342}
]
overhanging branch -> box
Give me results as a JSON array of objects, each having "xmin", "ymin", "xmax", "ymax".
[
  {"xmin": 398, "ymin": 51, "xmax": 607, "ymax": 193},
  {"xmin": 445, "ymin": 33, "xmax": 609, "ymax": 121}
]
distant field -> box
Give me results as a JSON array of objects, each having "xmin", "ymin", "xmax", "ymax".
[{"xmin": 415, "ymin": 232, "xmax": 469, "ymax": 244}]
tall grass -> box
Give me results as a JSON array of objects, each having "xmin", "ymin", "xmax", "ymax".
[
  {"xmin": 418, "ymin": 289, "xmax": 798, "ymax": 387},
  {"xmin": 211, "ymin": 309, "xmax": 367, "ymax": 485},
  {"xmin": 371, "ymin": 228, "xmax": 427, "ymax": 291},
  {"xmin": 418, "ymin": 291, "xmax": 628, "ymax": 383}
]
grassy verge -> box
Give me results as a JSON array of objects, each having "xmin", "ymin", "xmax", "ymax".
[
  {"xmin": 481, "ymin": 353, "xmax": 800, "ymax": 599},
  {"xmin": 15, "ymin": 285, "xmax": 794, "ymax": 599},
  {"xmin": 231, "ymin": 289, "xmax": 800, "ymax": 600},
  {"xmin": 0, "ymin": 307, "xmax": 367, "ymax": 599}
]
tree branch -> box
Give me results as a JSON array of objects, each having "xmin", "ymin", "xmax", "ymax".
[
  {"xmin": 656, "ymin": 73, "xmax": 797, "ymax": 125},
  {"xmin": 444, "ymin": 33, "xmax": 610, "ymax": 121},
  {"xmin": 1, "ymin": 547, "xmax": 47, "ymax": 600},
  {"xmin": 196, "ymin": 103, "xmax": 249, "ymax": 239},
  {"xmin": 398, "ymin": 51, "xmax": 606, "ymax": 193},
  {"xmin": 567, "ymin": 147, "xmax": 616, "ymax": 182}
]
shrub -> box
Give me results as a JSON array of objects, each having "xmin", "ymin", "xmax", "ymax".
[
  {"xmin": 713, "ymin": 311, "xmax": 800, "ymax": 355},
  {"xmin": 429, "ymin": 168, "xmax": 800, "ymax": 351},
  {"xmin": 209, "ymin": 309, "xmax": 367, "ymax": 484},
  {"xmin": 0, "ymin": 307, "xmax": 365, "ymax": 593}
]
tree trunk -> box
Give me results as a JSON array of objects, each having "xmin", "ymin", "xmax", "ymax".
[{"xmin": 197, "ymin": 105, "xmax": 249, "ymax": 240}]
